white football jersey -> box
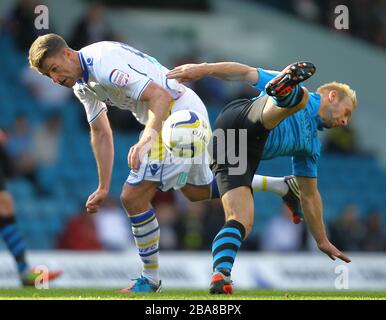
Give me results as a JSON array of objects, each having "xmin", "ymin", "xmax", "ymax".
[{"xmin": 73, "ymin": 41, "xmax": 188, "ymax": 124}]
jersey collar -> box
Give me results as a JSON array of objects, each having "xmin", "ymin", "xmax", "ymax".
[{"xmin": 77, "ymin": 51, "xmax": 89, "ymax": 83}]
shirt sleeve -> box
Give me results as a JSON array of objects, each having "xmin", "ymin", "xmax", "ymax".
[
  {"xmin": 96, "ymin": 47, "xmax": 153, "ymax": 101},
  {"xmin": 292, "ymin": 154, "xmax": 318, "ymax": 178},
  {"xmin": 73, "ymin": 88, "xmax": 107, "ymax": 123},
  {"xmin": 253, "ymin": 68, "xmax": 280, "ymax": 92}
]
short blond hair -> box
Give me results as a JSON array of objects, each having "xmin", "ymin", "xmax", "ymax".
[
  {"xmin": 317, "ymin": 81, "xmax": 357, "ymax": 108},
  {"xmin": 28, "ymin": 33, "xmax": 68, "ymax": 70}
]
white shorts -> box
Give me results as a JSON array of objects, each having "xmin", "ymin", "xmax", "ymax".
[
  {"xmin": 126, "ymin": 153, "xmax": 213, "ymax": 191},
  {"xmin": 126, "ymin": 87, "xmax": 213, "ymax": 191}
]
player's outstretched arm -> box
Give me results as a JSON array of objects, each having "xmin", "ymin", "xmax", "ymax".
[
  {"xmin": 297, "ymin": 177, "xmax": 351, "ymax": 263},
  {"xmin": 167, "ymin": 62, "xmax": 259, "ymax": 85},
  {"xmin": 86, "ymin": 111, "xmax": 114, "ymax": 214}
]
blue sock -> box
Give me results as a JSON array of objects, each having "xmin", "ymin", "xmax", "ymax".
[
  {"xmin": 210, "ymin": 179, "xmax": 220, "ymax": 199},
  {"xmin": 212, "ymin": 220, "xmax": 245, "ymax": 275},
  {"xmin": 0, "ymin": 216, "xmax": 28, "ymax": 274},
  {"xmin": 272, "ymin": 85, "xmax": 304, "ymax": 108}
]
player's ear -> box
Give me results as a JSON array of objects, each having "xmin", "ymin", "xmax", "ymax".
[
  {"xmin": 328, "ymin": 90, "xmax": 337, "ymax": 102},
  {"xmin": 63, "ymin": 47, "xmax": 72, "ymax": 59}
]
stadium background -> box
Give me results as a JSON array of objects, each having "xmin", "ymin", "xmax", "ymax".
[{"xmin": 0, "ymin": 0, "xmax": 385, "ymax": 290}]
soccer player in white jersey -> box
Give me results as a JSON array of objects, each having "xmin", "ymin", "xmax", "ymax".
[{"xmin": 29, "ymin": 33, "xmax": 302, "ymax": 292}]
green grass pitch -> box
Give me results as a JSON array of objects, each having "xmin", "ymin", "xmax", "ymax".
[{"xmin": 0, "ymin": 289, "xmax": 385, "ymax": 300}]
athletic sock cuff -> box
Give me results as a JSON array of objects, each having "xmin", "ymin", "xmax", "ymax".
[
  {"xmin": 130, "ymin": 209, "xmax": 155, "ymax": 225},
  {"xmin": 273, "ymin": 85, "xmax": 304, "ymax": 108},
  {"xmin": 224, "ymin": 219, "xmax": 246, "ymax": 240}
]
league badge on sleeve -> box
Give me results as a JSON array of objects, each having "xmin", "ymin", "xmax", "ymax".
[{"xmin": 109, "ymin": 69, "xmax": 130, "ymax": 87}]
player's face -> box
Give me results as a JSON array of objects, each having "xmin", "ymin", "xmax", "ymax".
[
  {"xmin": 40, "ymin": 49, "xmax": 80, "ymax": 88},
  {"xmin": 322, "ymin": 95, "xmax": 354, "ymax": 128}
]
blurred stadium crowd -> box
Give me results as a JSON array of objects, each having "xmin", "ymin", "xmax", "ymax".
[
  {"xmin": 0, "ymin": 0, "xmax": 385, "ymax": 254},
  {"xmin": 254, "ymin": 0, "xmax": 386, "ymax": 50}
]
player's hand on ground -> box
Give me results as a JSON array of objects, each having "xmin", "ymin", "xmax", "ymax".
[
  {"xmin": 317, "ymin": 240, "xmax": 351, "ymax": 263},
  {"xmin": 128, "ymin": 136, "xmax": 152, "ymax": 171},
  {"xmin": 85, "ymin": 188, "xmax": 108, "ymax": 214},
  {"xmin": 167, "ymin": 63, "xmax": 206, "ymax": 83}
]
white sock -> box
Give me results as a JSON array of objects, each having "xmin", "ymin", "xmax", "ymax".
[
  {"xmin": 251, "ymin": 175, "xmax": 288, "ymax": 196},
  {"xmin": 130, "ymin": 209, "xmax": 160, "ymax": 285}
]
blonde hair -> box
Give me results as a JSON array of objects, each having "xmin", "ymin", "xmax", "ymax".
[
  {"xmin": 317, "ymin": 81, "xmax": 357, "ymax": 108},
  {"xmin": 28, "ymin": 33, "xmax": 68, "ymax": 70}
]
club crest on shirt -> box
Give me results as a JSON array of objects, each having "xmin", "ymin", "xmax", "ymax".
[{"xmin": 109, "ymin": 69, "xmax": 130, "ymax": 87}]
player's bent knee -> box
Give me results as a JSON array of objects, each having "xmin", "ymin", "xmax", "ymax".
[
  {"xmin": 120, "ymin": 189, "xmax": 143, "ymax": 215},
  {"xmin": 120, "ymin": 182, "xmax": 158, "ymax": 215}
]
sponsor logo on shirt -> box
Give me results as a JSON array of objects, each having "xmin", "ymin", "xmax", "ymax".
[{"xmin": 109, "ymin": 69, "xmax": 130, "ymax": 87}]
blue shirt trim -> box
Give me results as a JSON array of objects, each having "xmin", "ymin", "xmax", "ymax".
[
  {"xmin": 88, "ymin": 108, "xmax": 107, "ymax": 123},
  {"xmin": 78, "ymin": 52, "xmax": 89, "ymax": 83}
]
